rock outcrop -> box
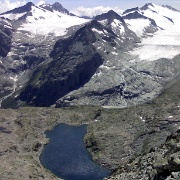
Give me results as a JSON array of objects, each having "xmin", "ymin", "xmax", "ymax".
[
  {"xmin": 105, "ymin": 130, "xmax": 180, "ymax": 180},
  {"xmin": 0, "ymin": 18, "xmax": 13, "ymax": 57}
]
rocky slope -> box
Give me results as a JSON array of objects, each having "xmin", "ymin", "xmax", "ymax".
[
  {"xmin": 0, "ymin": 2, "xmax": 180, "ymax": 180},
  {"xmin": 0, "ymin": 3, "xmax": 180, "ymax": 109},
  {"xmin": 0, "ymin": 75, "xmax": 180, "ymax": 179},
  {"xmin": 55, "ymin": 4, "xmax": 180, "ymax": 108},
  {"xmin": 0, "ymin": 18, "xmax": 13, "ymax": 57},
  {"xmin": 17, "ymin": 20, "xmax": 105, "ymax": 106},
  {"xmin": 105, "ymin": 130, "xmax": 180, "ymax": 180},
  {"xmin": 17, "ymin": 16, "xmax": 139, "ymax": 107},
  {"xmin": 0, "ymin": 2, "xmax": 88, "ymax": 107}
]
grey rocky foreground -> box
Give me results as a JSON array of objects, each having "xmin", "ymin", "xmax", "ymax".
[
  {"xmin": 0, "ymin": 76, "xmax": 180, "ymax": 179},
  {"xmin": 105, "ymin": 130, "xmax": 180, "ymax": 180}
]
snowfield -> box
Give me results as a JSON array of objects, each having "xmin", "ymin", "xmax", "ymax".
[
  {"xmin": 2, "ymin": 12, "xmax": 27, "ymax": 20},
  {"xmin": 18, "ymin": 6, "xmax": 89, "ymax": 36},
  {"xmin": 1, "ymin": 5, "xmax": 89, "ymax": 36},
  {"xmin": 125, "ymin": 19, "xmax": 151, "ymax": 37},
  {"xmin": 130, "ymin": 4, "xmax": 180, "ymax": 61}
]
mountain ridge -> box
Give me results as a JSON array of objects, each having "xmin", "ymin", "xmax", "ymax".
[{"xmin": 0, "ymin": 2, "xmax": 179, "ymax": 108}]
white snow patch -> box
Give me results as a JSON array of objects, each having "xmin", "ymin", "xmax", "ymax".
[
  {"xmin": 125, "ymin": 19, "xmax": 151, "ymax": 37},
  {"xmin": 168, "ymin": 115, "xmax": 173, "ymax": 119},
  {"xmin": 131, "ymin": 18, "xmax": 180, "ymax": 61},
  {"xmin": 143, "ymin": 9, "xmax": 172, "ymax": 29},
  {"xmin": 111, "ymin": 19, "xmax": 125, "ymax": 34},
  {"xmin": 94, "ymin": 119, "xmax": 100, "ymax": 122},
  {"xmin": 9, "ymin": 75, "xmax": 18, "ymax": 82},
  {"xmin": 14, "ymin": 6, "xmax": 89, "ymax": 36},
  {"xmin": 100, "ymin": 64, "xmax": 111, "ymax": 70},
  {"xmin": 2, "ymin": 12, "xmax": 27, "ymax": 20},
  {"xmin": 92, "ymin": 70, "xmax": 102, "ymax": 78},
  {"xmin": 140, "ymin": 116, "xmax": 146, "ymax": 122},
  {"xmin": 144, "ymin": 3, "xmax": 180, "ymax": 25},
  {"xmin": 98, "ymin": 19, "xmax": 107, "ymax": 26},
  {"xmin": 97, "ymin": 46, "xmax": 102, "ymax": 50},
  {"xmin": 4, "ymin": 25, "xmax": 12, "ymax": 29},
  {"xmin": 111, "ymin": 52, "xmax": 118, "ymax": 55},
  {"xmin": 92, "ymin": 28, "xmax": 103, "ymax": 34}
]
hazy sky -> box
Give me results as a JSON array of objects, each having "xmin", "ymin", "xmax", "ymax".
[
  {"xmin": 36, "ymin": 0, "xmax": 180, "ymax": 10},
  {"xmin": 0, "ymin": 0, "xmax": 180, "ymax": 14}
]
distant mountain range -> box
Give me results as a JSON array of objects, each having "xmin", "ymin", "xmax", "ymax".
[{"xmin": 0, "ymin": 2, "xmax": 179, "ymax": 108}]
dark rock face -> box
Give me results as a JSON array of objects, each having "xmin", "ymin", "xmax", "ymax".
[
  {"xmin": 96, "ymin": 10, "xmax": 139, "ymax": 40},
  {"xmin": 95, "ymin": 10, "xmax": 125, "ymax": 24},
  {"xmin": 123, "ymin": 11, "xmax": 157, "ymax": 26},
  {"xmin": 0, "ymin": 18, "xmax": 13, "ymax": 57},
  {"xmin": 24, "ymin": 55, "xmax": 45, "ymax": 70},
  {"xmin": 52, "ymin": 2, "xmax": 69, "ymax": 14},
  {"xmin": 162, "ymin": 5, "xmax": 180, "ymax": 12},
  {"xmin": 40, "ymin": 2, "xmax": 71, "ymax": 15},
  {"xmin": 0, "ymin": 2, "xmax": 34, "ymax": 15},
  {"xmin": 140, "ymin": 3, "xmax": 155, "ymax": 11},
  {"xmin": 18, "ymin": 21, "xmax": 104, "ymax": 106},
  {"xmin": 122, "ymin": 7, "xmax": 139, "ymax": 15}
]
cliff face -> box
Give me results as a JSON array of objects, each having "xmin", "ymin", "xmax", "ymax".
[
  {"xmin": 0, "ymin": 18, "xmax": 13, "ymax": 57},
  {"xmin": 18, "ymin": 21, "xmax": 105, "ymax": 106}
]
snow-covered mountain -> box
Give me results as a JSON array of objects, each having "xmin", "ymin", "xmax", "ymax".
[
  {"xmin": 123, "ymin": 3, "xmax": 180, "ymax": 61},
  {"xmin": 39, "ymin": 2, "xmax": 72, "ymax": 15},
  {"xmin": 0, "ymin": 2, "xmax": 179, "ymax": 108},
  {"xmin": 95, "ymin": 10, "xmax": 137, "ymax": 39},
  {"xmin": 0, "ymin": 2, "xmax": 89, "ymax": 36}
]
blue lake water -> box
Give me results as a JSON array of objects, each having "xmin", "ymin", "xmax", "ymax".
[{"xmin": 40, "ymin": 123, "xmax": 111, "ymax": 180}]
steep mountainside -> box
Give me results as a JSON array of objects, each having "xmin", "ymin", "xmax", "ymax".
[
  {"xmin": 0, "ymin": 2, "xmax": 89, "ymax": 107},
  {"xmin": 0, "ymin": 3, "xmax": 179, "ymax": 108},
  {"xmin": 0, "ymin": 18, "xmax": 13, "ymax": 57},
  {"xmin": 18, "ymin": 21, "xmax": 105, "ymax": 106},
  {"xmin": 0, "ymin": 2, "xmax": 88, "ymax": 36},
  {"xmin": 0, "ymin": 2, "xmax": 180, "ymax": 180},
  {"xmin": 39, "ymin": 2, "xmax": 70, "ymax": 14},
  {"xmin": 14, "ymin": 11, "xmax": 141, "ymax": 107},
  {"xmin": 54, "ymin": 4, "xmax": 180, "ymax": 108}
]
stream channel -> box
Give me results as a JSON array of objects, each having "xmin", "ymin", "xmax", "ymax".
[{"xmin": 40, "ymin": 123, "xmax": 111, "ymax": 180}]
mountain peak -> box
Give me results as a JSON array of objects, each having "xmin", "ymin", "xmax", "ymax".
[
  {"xmin": 162, "ymin": 5, "xmax": 180, "ymax": 12},
  {"xmin": 39, "ymin": 2, "xmax": 70, "ymax": 14},
  {"xmin": 26, "ymin": 2, "xmax": 34, "ymax": 7},
  {"xmin": 52, "ymin": 2, "xmax": 68, "ymax": 13},
  {"xmin": 122, "ymin": 7, "xmax": 139, "ymax": 15},
  {"xmin": 52, "ymin": 2, "xmax": 63, "ymax": 8},
  {"xmin": 95, "ymin": 10, "xmax": 125, "ymax": 24},
  {"xmin": 0, "ymin": 2, "xmax": 34, "ymax": 15},
  {"xmin": 140, "ymin": 3, "xmax": 155, "ymax": 10}
]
